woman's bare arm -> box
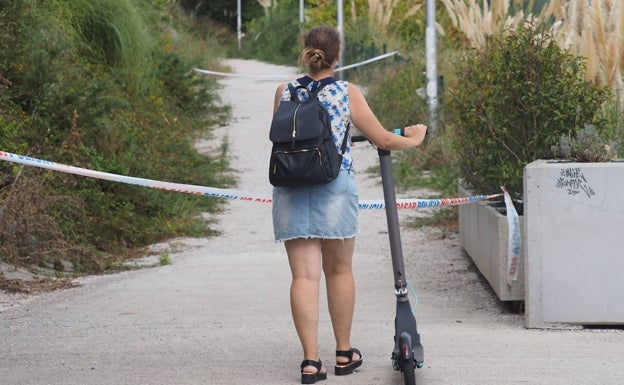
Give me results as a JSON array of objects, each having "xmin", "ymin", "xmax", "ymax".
[
  {"xmin": 348, "ymin": 83, "xmax": 426, "ymax": 150},
  {"xmin": 273, "ymin": 84, "xmax": 287, "ymax": 114}
]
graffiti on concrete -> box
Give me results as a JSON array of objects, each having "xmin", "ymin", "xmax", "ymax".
[{"xmin": 555, "ymin": 167, "xmax": 595, "ymax": 198}]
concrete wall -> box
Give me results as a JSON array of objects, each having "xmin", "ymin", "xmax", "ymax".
[
  {"xmin": 458, "ymin": 183, "xmax": 525, "ymax": 301},
  {"xmin": 524, "ymin": 160, "xmax": 624, "ymax": 328}
]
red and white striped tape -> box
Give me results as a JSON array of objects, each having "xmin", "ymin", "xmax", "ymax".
[{"xmin": 0, "ymin": 150, "xmax": 501, "ymax": 210}]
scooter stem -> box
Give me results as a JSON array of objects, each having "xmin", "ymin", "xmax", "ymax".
[{"xmin": 377, "ymin": 148, "xmax": 409, "ymax": 301}]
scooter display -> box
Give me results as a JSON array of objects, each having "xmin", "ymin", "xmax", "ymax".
[{"xmin": 353, "ymin": 135, "xmax": 424, "ymax": 385}]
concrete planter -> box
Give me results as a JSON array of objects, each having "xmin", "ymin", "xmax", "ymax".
[
  {"xmin": 524, "ymin": 159, "xmax": 624, "ymax": 328},
  {"xmin": 458, "ymin": 182, "xmax": 525, "ymax": 301}
]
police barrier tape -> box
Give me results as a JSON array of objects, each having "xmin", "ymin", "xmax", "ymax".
[
  {"xmin": 193, "ymin": 51, "xmax": 400, "ymax": 80},
  {"xmin": 502, "ymin": 186, "xmax": 522, "ymax": 285},
  {"xmin": 0, "ymin": 150, "xmax": 503, "ymax": 210},
  {"xmin": 333, "ymin": 51, "xmax": 400, "ymax": 72}
]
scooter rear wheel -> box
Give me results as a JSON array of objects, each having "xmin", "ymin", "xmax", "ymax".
[{"xmin": 400, "ymin": 359, "xmax": 416, "ymax": 385}]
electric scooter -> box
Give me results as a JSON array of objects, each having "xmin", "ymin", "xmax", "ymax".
[{"xmin": 353, "ymin": 135, "xmax": 424, "ymax": 385}]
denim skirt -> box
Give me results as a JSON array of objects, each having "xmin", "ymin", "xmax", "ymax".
[{"xmin": 272, "ymin": 170, "xmax": 359, "ymax": 241}]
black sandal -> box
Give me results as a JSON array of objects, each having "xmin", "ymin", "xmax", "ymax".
[
  {"xmin": 301, "ymin": 359, "xmax": 327, "ymax": 384},
  {"xmin": 335, "ymin": 348, "xmax": 363, "ymax": 375}
]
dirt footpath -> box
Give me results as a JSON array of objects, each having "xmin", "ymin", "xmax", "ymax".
[{"xmin": 1, "ymin": 59, "xmax": 623, "ymax": 385}]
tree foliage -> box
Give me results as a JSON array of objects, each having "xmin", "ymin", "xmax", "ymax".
[
  {"xmin": 449, "ymin": 24, "xmax": 607, "ymax": 195},
  {"xmin": 178, "ymin": 0, "xmax": 263, "ymax": 31}
]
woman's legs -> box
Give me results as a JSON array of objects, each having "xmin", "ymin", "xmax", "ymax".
[
  {"xmin": 285, "ymin": 236, "xmax": 361, "ymax": 375},
  {"xmin": 321, "ymin": 238, "xmax": 361, "ymax": 364},
  {"xmin": 285, "ymin": 238, "xmax": 326, "ymax": 374}
]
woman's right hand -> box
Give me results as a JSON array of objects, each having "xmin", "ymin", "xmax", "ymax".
[{"xmin": 403, "ymin": 124, "xmax": 428, "ymax": 146}]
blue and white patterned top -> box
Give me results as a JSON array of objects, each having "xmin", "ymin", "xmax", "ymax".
[{"xmin": 279, "ymin": 76, "xmax": 353, "ymax": 171}]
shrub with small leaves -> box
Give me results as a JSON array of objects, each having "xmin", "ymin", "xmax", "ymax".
[
  {"xmin": 552, "ymin": 124, "xmax": 620, "ymax": 162},
  {"xmin": 449, "ymin": 23, "xmax": 607, "ymax": 195}
]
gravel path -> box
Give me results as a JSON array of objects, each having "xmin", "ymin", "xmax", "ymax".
[{"xmin": 1, "ymin": 59, "xmax": 623, "ymax": 385}]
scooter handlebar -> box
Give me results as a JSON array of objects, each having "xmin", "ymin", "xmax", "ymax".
[{"xmin": 352, "ymin": 128, "xmax": 404, "ymax": 144}]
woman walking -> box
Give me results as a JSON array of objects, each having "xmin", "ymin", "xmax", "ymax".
[{"xmin": 271, "ymin": 26, "xmax": 427, "ymax": 384}]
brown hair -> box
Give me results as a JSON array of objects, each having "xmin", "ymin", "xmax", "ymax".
[{"xmin": 298, "ymin": 26, "xmax": 340, "ymax": 74}]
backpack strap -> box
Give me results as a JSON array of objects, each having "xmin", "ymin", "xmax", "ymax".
[
  {"xmin": 288, "ymin": 79, "xmax": 349, "ymax": 155},
  {"xmin": 339, "ymin": 123, "xmax": 350, "ymax": 155},
  {"xmin": 287, "ymin": 82, "xmax": 327, "ymax": 102},
  {"xmin": 286, "ymin": 83, "xmax": 300, "ymax": 101}
]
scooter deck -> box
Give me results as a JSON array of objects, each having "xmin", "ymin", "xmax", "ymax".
[{"xmin": 394, "ymin": 299, "xmax": 424, "ymax": 365}]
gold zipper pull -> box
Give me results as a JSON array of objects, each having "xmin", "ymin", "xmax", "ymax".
[{"xmin": 292, "ymin": 104, "xmax": 301, "ymax": 139}]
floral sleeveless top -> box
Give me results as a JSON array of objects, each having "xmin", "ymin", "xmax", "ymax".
[{"xmin": 279, "ymin": 76, "xmax": 353, "ymax": 171}]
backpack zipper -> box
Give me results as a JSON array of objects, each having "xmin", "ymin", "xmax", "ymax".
[
  {"xmin": 291, "ymin": 104, "xmax": 302, "ymax": 146},
  {"xmin": 272, "ymin": 148, "xmax": 323, "ymax": 174}
]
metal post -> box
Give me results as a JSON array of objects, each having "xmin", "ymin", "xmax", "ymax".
[
  {"xmin": 337, "ymin": 0, "xmax": 344, "ymax": 80},
  {"xmin": 237, "ymin": 0, "xmax": 242, "ymax": 51},
  {"xmin": 425, "ymin": 0, "xmax": 438, "ymax": 138},
  {"xmin": 299, "ymin": 0, "xmax": 305, "ymax": 25}
]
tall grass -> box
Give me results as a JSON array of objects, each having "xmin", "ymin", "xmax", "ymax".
[
  {"xmin": 441, "ymin": 0, "xmax": 532, "ymax": 49},
  {"xmin": 443, "ymin": 0, "xmax": 624, "ymax": 152},
  {"xmin": 550, "ymin": 0, "xmax": 624, "ymax": 100},
  {"xmin": 443, "ymin": 0, "xmax": 624, "ymax": 107},
  {"xmin": 367, "ymin": 0, "xmax": 423, "ymax": 34},
  {"xmin": 51, "ymin": 0, "xmax": 155, "ymax": 92}
]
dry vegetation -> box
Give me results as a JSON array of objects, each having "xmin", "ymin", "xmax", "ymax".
[
  {"xmin": 552, "ymin": 0, "xmax": 624, "ymax": 97},
  {"xmin": 442, "ymin": 0, "xmax": 624, "ymax": 101},
  {"xmin": 367, "ymin": 0, "xmax": 423, "ymax": 33},
  {"xmin": 441, "ymin": 0, "xmax": 528, "ymax": 49}
]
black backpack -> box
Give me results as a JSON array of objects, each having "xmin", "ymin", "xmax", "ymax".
[{"xmin": 269, "ymin": 81, "xmax": 349, "ymax": 187}]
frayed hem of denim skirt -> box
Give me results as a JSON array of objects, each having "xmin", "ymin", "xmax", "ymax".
[
  {"xmin": 275, "ymin": 232, "xmax": 359, "ymax": 243},
  {"xmin": 272, "ymin": 170, "xmax": 358, "ymax": 242}
]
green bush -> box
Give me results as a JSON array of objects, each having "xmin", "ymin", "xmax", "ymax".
[
  {"xmin": 238, "ymin": 0, "xmax": 300, "ymax": 65},
  {"xmin": 366, "ymin": 60, "xmax": 427, "ymax": 130},
  {"xmin": 0, "ymin": 0, "xmax": 231, "ymax": 271},
  {"xmin": 449, "ymin": 24, "xmax": 607, "ymax": 196}
]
